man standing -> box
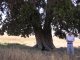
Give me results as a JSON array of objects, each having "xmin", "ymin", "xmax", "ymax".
[{"xmin": 66, "ymin": 32, "xmax": 75, "ymax": 55}]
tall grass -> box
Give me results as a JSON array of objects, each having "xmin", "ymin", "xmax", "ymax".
[{"xmin": 0, "ymin": 44, "xmax": 80, "ymax": 60}]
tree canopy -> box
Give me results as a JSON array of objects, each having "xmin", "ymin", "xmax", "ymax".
[{"xmin": 0, "ymin": 0, "xmax": 79, "ymax": 36}]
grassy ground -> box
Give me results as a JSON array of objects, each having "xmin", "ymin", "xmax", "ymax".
[
  {"xmin": 0, "ymin": 35, "xmax": 80, "ymax": 60},
  {"xmin": 0, "ymin": 43, "xmax": 80, "ymax": 60}
]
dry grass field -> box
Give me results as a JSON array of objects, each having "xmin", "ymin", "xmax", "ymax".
[
  {"xmin": 0, "ymin": 35, "xmax": 80, "ymax": 48},
  {"xmin": 0, "ymin": 35, "xmax": 80, "ymax": 60}
]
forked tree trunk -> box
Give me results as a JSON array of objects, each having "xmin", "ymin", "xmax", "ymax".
[{"xmin": 34, "ymin": 27, "xmax": 55, "ymax": 51}]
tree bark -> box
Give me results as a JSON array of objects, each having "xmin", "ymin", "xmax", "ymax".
[{"xmin": 34, "ymin": 27, "xmax": 55, "ymax": 51}]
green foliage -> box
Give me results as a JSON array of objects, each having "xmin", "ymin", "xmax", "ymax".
[
  {"xmin": 52, "ymin": 0, "xmax": 80, "ymax": 34},
  {"xmin": 0, "ymin": 1, "xmax": 41, "ymax": 37}
]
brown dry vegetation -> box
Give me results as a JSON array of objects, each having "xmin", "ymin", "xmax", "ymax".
[{"xmin": 0, "ymin": 35, "xmax": 80, "ymax": 60}]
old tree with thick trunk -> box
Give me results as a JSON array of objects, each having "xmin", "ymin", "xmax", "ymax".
[
  {"xmin": 0, "ymin": 0, "xmax": 55, "ymax": 50},
  {"xmin": 0, "ymin": 0, "xmax": 80, "ymax": 50}
]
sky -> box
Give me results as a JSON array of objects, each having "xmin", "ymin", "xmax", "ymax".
[{"xmin": 71, "ymin": 0, "xmax": 77, "ymax": 6}]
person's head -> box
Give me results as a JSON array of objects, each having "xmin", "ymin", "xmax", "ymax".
[{"xmin": 68, "ymin": 32, "xmax": 72, "ymax": 35}]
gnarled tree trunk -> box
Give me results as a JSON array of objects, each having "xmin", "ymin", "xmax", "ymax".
[{"xmin": 34, "ymin": 26, "xmax": 55, "ymax": 51}]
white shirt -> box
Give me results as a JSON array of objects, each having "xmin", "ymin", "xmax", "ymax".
[{"xmin": 66, "ymin": 34, "xmax": 75, "ymax": 42}]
